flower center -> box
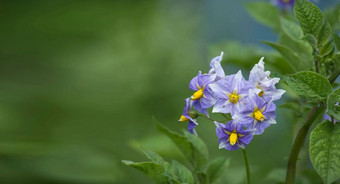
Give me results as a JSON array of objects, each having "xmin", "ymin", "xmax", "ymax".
[
  {"xmin": 229, "ymin": 132, "xmax": 238, "ymax": 146},
  {"xmin": 191, "ymin": 85, "xmax": 204, "ymax": 100},
  {"xmin": 229, "ymin": 94, "xmax": 239, "ymax": 103},
  {"xmin": 179, "ymin": 115, "xmax": 189, "ymax": 122},
  {"xmin": 254, "ymin": 110, "xmax": 265, "ymax": 121},
  {"xmin": 258, "ymin": 91, "xmax": 264, "ymax": 97},
  {"xmin": 282, "ymin": 0, "xmax": 291, "ymax": 2}
]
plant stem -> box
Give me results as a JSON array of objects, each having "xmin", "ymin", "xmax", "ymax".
[
  {"xmin": 198, "ymin": 113, "xmax": 229, "ymax": 123},
  {"xmin": 242, "ymin": 149, "xmax": 251, "ymax": 184},
  {"xmin": 314, "ymin": 57, "xmax": 320, "ymax": 73},
  {"xmin": 285, "ymin": 106, "xmax": 325, "ymax": 184}
]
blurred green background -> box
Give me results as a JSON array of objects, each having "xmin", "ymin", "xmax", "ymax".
[{"xmin": 0, "ymin": 0, "xmax": 337, "ymax": 183}]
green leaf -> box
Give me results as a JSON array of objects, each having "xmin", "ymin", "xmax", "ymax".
[
  {"xmin": 122, "ymin": 160, "xmax": 170, "ymax": 183},
  {"xmin": 334, "ymin": 34, "xmax": 340, "ymax": 51},
  {"xmin": 155, "ymin": 121, "xmax": 208, "ymax": 171},
  {"xmin": 317, "ymin": 21, "xmax": 331, "ymax": 48},
  {"xmin": 294, "ymin": 0, "xmax": 324, "ymax": 36},
  {"xmin": 319, "ymin": 40, "xmax": 334, "ymax": 56},
  {"xmin": 303, "ymin": 33, "xmax": 317, "ymax": 50},
  {"xmin": 284, "ymin": 71, "xmax": 332, "ymax": 102},
  {"xmin": 143, "ymin": 149, "xmax": 168, "ymax": 165},
  {"xmin": 263, "ymin": 41, "xmax": 304, "ymax": 72},
  {"xmin": 309, "ymin": 120, "xmax": 340, "ymax": 184},
  {"xmin": 207, "ymin": 157, "xmax": 230, "ymax": 184},
  {"xmin": 245, "ymin": 2, "xmax": 280, "ymax": 31},
  {"xmin": 327, "ymin": 88, "xmax": 340, "ymax": 121},
  {"xmin": 165, "ymin": 160, "xmax": 194, "ymax": 184},
  {"xmin": 280, "ymin": 17, "xmax": 303, "ymax": 40}
]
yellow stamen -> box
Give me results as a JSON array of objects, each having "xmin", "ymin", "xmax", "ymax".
[
  {"xmin": 230, "ymin": 132, "xmax": 238, "ymax": 146},
  {"xmin": 258, "ymin": 91, "xmax": 264, "ymax": 97},
  {"xmin": 192, "ymin": 88, "xmax": 204, "ymax": 100},
  {"xmin": 229, "ymin": 94, "xmax": 239, "ymax": 103},
  {"xmin": 254, "ymin": 110, "xmax": 265, "ymax": 121},
  {"xmin": 179, "ymin": 115, "xmax": 189, "ymax": 122}
]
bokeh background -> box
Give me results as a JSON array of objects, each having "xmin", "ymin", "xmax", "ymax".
[{"xmin": 0, "ymin": 0, "xmax": 338, "ymax": 183}]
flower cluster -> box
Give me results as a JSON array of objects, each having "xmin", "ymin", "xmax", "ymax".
[{"xmin": 178, "ymin": 52, "xmax": 285, "ymax": 150}]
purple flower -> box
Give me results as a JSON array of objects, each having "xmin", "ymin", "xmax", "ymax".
[
  {"xmin": 249, "ymin": 57, "xmax": 285, "ymax": 101},
  {"xmin": 208, "ymin": 52, "xmax": 225, "ymax": 80},
  {"xmin": 232, "ymin": 89, "xmax": 277, "ymax": 135},
  {"xmin": 178, "ymin": 98, "xmax": 198, "ymax": 135},
  {"xmin": 210, "ymin": 71, "xmax": 253, "ymax": 115},
  {"xmin": 189, "ymin": 71, "xmax": 216, "ymax": 115},
  {"xmin": 271, "ymin": 0, "xmax": 295, "ymax": 8},
  {"xmin": 215, "ymin": 121, "xmax": 254, "ymax": 150}
]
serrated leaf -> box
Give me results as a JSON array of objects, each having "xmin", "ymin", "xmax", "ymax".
[
  {"xmin": 284, "ymin": 71, "xmax": 332, "ymax": 102},
  {"xmin": 327, "ymin": 88, "xmax": 340, "ymax": 121},
  {"xmin": 207, "ymin": 157, "xmax": 230, "ymax": 184},
  {"xmin": 309, "ymin": 120, "xmax": 340, "ymax": 184},
  {"xmin": 303, "ymin": 33, "xmax": 317, "ymax": 50},
  {"xmin": 263, "ymin": 41, "xmax": 304, "ymax": 72},
  {"xmin": 122, "ymin": 160, "xmax": 170, "ymax": 183},
  {"xmin": 319, "ymin": 40, "xmax": 334, "ymax": 56},
  {"xmin": 155, "ymin": 121, "xmax": 208, "ymax": 171},
  {"xmin": 280, "ymin": 17, "xmax": 303, "ymax": 40},
  {"xmin": 334, "ymin": 34, "xmax": 340, "ymax": 51},
  {"xmin": 294, "ymin": 0, "xmax": 324, "ymax": 36},
  {"xmin": 317, "ymin": 21, "xmax": 331, "ymax": 48},
  {"xmin": 245, "ymin": 2, "xmax": 280, "ymax": 31},
  {"xmin": 165, "ymin": 160, "xmax": 194, "ymax": 184}
]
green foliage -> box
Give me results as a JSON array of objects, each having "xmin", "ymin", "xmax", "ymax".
[
  {"xmin": 206, "ymin": 157, "xmax": 230, "ymax": 184},
  {"xmin": 294, "ymin": 0, "xmax": 324, "ymax": 37},
  {"xmin": 280, "ymin": 17, "xmax": 303, "ymax": 40},
  {"xmin": 317, "ymin": 21, "xmax": 331, "ymax": 48},
  {"xmin": 263, "ymin": 41, "xmax": 304, "ymax": 72},
  {"xmin": 122, "ymin": 160, "xmax": 171, "ymax": 183},
  {"xmin": 327, "ymin": 88, "xmax": 340, "ymax": 121},
  {"xmin": 334, "ymin": 34, "xmax": 340, "ymax": 51},
  {"xmin": 309, "ymin": 120, "xmax": 340, "ymax": 184},
  {"xmin": 156, "ymin": 121, "xmax": 208, "ymax": 172},
  {"xmin": 319, "ymin": 40, "xmax": 335, "ymax": 56},
  {"xmin": 303, "ymin": 33, "xmax": 317, "ymax": 50},
  {"xmin": 284, "ymin": 71, "xmax": 332, "ymax": 103},
  {"xmin": 245, "ymin": 2, "xmax": 280, "ymax": 31},
  {"xmin": 123, "ymin": 149, "xmax": 194, "ymax": 184}
]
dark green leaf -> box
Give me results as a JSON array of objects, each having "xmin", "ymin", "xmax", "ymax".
[
  {"xmin": 263, "ymin": 41, "xmax": 304, "ymax": 72},
  {"xmin": 317, "ymin": 21, "xmax": 331, "ymax": 48},
  {"xmin": 280, "ymin": 17, "xmax": 303, "ymax": 40},
  {"xmin": 327, "ymin": 88, "xmax": 340, "ymax": 121},
  {"xmin": 309, "ymin": 120, "xmax": 340, "ymax": 184},
  {"xmin": 319, "ymin": 40, "xmax": 334, "ymax": 56},
  {"xmin": 334, "ymin": 34, "xmax": 340, "ymax": 51},
  {"xmin": 165, "ymin": 160, "xmax": 194, "ymax": 184},
  {"xmin": 122, "ymin": 160, "xmax": 170, "ymax": 183},
  {"xmin": 155, "ymin": 121, "xmax": 208, "ymax": 171},
  {"xmin": 303, "ymin": 33, "xmax": 317, "ymax": 50},
  {"xmin": 245, "ymin": 2, "xmax": 280, "ymax": 31},
  {"xmin": 284, "ymin": 71, "xmax": 332, "ymax": 102},
  {"xmin": 207, "ymin": 157, "xmax": 230, "ymax": 184},
  {"xmin": 294, "ymin": 0, "xmax": 324, "ymax": 36}
]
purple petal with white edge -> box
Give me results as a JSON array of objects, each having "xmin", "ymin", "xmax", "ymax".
[
  {"xmin": 188, "ymin": 121, "xmax": 197, "ymax": 135},
  {"xmin": 209, "ymin": 77, "xmax": 232, "ymax": 98},
  {"xmin": 212, "ymin": 98, "xmax": 231, "ymax": 113},
  {"xmin": 239, "ymin": 133, "xmax": 254, "ymax": 145},
  {"xmin": 189, "ymin": 71, "xmax": 202, "ymax": 91},
  {"xmin": 209, "ymin": 52, "xmax": 225, "ymax": 79},
  {"xmin": 215, "ymin": 121, "xmax": 228, "ymax": 138},
  {"xmin": 198, "ymin": 74, "xmax": 215, "ymax": 88},
  {"xmin": 263, "ymin": 89, "xmax": 286, "ymax": 101},
  {"xmin": 249, "ymin": 57, "xmax": 267, "ymax": 83},
  {"xmin": 252, "ymin": 121, "xmax": 271, "ymax": 135},
  {"xmin": 193, "ymin": 99, "xmax": 208, "ymax": 115}
]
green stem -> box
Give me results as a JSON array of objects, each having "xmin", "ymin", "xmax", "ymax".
[
  {"xmin": 242, "ymin": 149, "xmax": 251, "ymax": 184},
  {"xmin": 285, "ymin": 106, "xmax": 325, "ymax": 184},
  {"xmin": 198, "ymin": 113, "xmax": 228, "ymax": 123}
]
